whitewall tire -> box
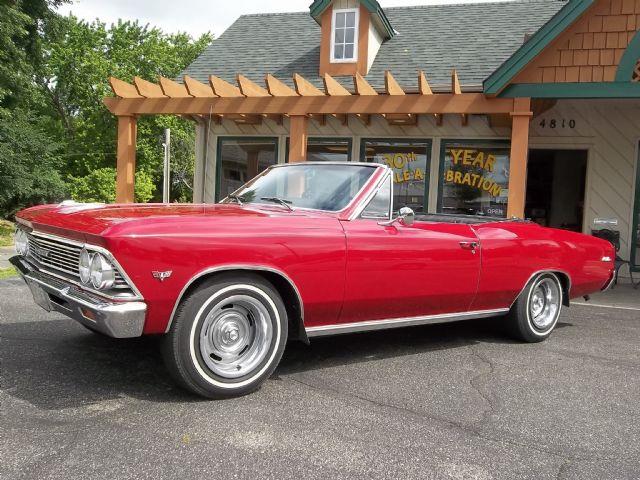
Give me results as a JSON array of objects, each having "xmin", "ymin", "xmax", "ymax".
[
  {"xmin": 507, "ymin": 272, "xmax": 563, "ymax": 343},
  {"xmin": 162, "ymin": 273, "xmax": 288, "ymax": 398}
]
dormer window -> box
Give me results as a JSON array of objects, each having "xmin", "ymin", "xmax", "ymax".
[{"xmin": 331, "ymin": 8, "xmax": 359, "ymax": 63}]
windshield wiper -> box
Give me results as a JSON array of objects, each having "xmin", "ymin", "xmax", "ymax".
[
  {"xmin": 260, "ymin": 197, "xmax": 294, "ymax": 211},
  {"xmin": 226, "ymin": 194, "xmax": 244, "ymax": 205}
]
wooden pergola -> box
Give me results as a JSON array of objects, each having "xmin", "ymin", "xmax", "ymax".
[{"xmin": 103, "ymin": 70, "xmax": 532, "ymax": 218}]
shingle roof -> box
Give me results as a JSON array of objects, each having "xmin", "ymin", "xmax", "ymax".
[{"xmin": 181, "ymin": 0, "xmax": 566, "ymax": 93}]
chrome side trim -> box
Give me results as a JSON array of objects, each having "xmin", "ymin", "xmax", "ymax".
[
  {"xmin": 166, "ymin": 265, "xmax": 304, "ymax": 333},
  {"xmin": 305, "ymin": 308, "xmax": 509, "ymax": 337}
]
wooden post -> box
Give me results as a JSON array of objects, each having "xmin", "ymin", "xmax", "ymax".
[
  {"xmin": 116, "ymin": 115, "xmax": 137, "ymax": 203},
  {"xmin": 507, "ymin": 98, "xmax": 533, "ymax": 219},
  {"xmin": 288, "ymin": 115, "xmax": 308, "ymax": 163}
]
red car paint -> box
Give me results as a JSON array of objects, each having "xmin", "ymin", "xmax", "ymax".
[{"xmin": 16, "ymin": 168, "xmax": 615, "ymax": 336}]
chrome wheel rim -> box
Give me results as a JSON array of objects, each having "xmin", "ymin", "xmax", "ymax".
[
  {"xmin": 529, "ymin": 278, "xmax": 561, "ymax": 330},
  {"xmin": 199, "ymin": 294, "xmax": 273, "ymax": 379}
]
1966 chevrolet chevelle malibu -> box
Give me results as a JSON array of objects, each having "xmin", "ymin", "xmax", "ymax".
[{"xmin": 11, "ymin": 162, "xmax": 615, "ymax": 398}]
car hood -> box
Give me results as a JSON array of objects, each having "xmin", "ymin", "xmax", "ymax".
[{"xmin": 16, "ymin": 202, "xmax": 321, "ymax": 242}]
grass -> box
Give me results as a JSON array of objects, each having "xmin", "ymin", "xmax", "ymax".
[
  {"xmin": 0, "ymin": 219, "xmax": 14, "ymax": 247},
  {"xmin": 0, "ymin": 267, "xmax": 17, "ymax": 280}
]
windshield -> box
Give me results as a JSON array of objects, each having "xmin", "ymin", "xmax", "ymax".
[{"xmin": 221, "ymin": 164, "xmax": 377, "ymax": 212}]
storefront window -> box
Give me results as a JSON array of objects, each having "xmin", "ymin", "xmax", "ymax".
[
  {"xmin": 438, "ymin": 141, "xmax": 510, "ymax": 218},
  {"xmin": 361, "ymin": 139, "xmax": 431, "ymax": 213},
  {"xmin": 286, "ymin": 137, "xmax": 352, "ymax": 162},
  {"xmin": 217, "ymin": 137, "xmax": 278, "ymax": 201}
]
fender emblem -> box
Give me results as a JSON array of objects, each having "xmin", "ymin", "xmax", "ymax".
[{"xmin": 152, "ymin": 271, "xmax": 173, "ymax": 282}]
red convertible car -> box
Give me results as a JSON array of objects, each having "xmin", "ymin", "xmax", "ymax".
[{"xmin": 11, "ymin": 162, "xmax": 615, "ymax": 398}]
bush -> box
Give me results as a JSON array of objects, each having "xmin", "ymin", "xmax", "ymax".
[{"xmin": 68, "ymin": 168, "xmax": 156, "ymax": 203}]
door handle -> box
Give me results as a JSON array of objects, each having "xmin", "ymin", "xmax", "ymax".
[{"xmin": 459, "ymin": 241, "xmax": 479, "ymax": 252}]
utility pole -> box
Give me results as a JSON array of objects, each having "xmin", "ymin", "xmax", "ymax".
[{"xmin": 162, "ymin": 128, "xmax": 171, "ymax": 203}]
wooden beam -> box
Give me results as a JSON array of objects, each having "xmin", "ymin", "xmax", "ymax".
[
  {"xmin": 265, "ymin": 74, "xmax": 298, "ymax": 96},
  {"xmin": 293, "ymin": 74, "xmax": 325, "ymax": 96},
  {"xmin": 332, "ymin": 114, "xmax": 348, "ymax": 125},
  {"xmin": 506, "ymin": 98, "xmax": 533, "ymax": 219},
  {"xmin": 133, "ymin": 76, "xmax": 165, "ymax": 98},
  {"xmin": 109, "ymin": 77, "xmax": 141, "ymax": 98},
  {"xmin": 159, "ymin": 77, "xmax": 192, "ymax": 98},
  {"xmin": 385, "ymin": 114, "xmax": 416, "ymax": 126},
  {"xmin": 116, "ymin": 116, "xmax": 137, "ymax": 203},
  {"xmin": 356, "ymin": 113, "xmax": 371, "ymax": 126},
  {"xmin": 418, "ymin": 71, "xmax": 433, "ymax": 95},
  {"xmin": 209, "ymin": 75, "xmax": 243, "ymax": 97},
  {"xmin": 323, "ymin": 74, "xmax": 351, "ymax": 96},
  {"xmin": 452, "ymin": 69, "xmax": 462, "ymax": 94},
  {"xmin": 309, "ymin": 114, "xmax": 326, "ymax": 126},
  {"xmin": 435, "ymin": 114, "xmax": 443, "ymax": 126},
  {"xmin": 237, "ymin": 74, "xmax": 270, "ymax": 97},
  {"xmin": 354, "ymin": 73, "xmax": 377, "ymax": 95},
  {"xmin": 487, "ymin": 113, "xmax": 511, "ymax": 128},
  {"xmin": 230, "ymin": 114, "xmax": 262, "ymax": 125},
  {"xmin": 103, "ymin": 94, "xmax": 518, "ymax": 116},
  {"xmin": 262, "ymin": 114, "xmax": 284, "ymax": 125},
  {"xmin": 184, "ymin": 75, "xmax": 217, "ymax": 97},
  {"xmin": 461, "ymin": 114, "xmax": 469, "ymax": 126},
  {"xmin": 289, "ymin": 115, "xmax": 308, "ymax": 163},
  {"xmin": 385, "ymin": 71, "xmax": 405, "ymax": 95}
]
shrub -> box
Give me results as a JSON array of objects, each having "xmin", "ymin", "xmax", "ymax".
[{"xmin": 68, "ymin": 168, "xmax": 156, "ymax": 204}]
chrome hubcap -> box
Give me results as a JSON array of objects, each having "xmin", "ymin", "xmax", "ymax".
[
  {"xmin": 529, "ymin": 278, "xmax": 561, "ymax": 330},
  {"xmin": 199, "ymin": 294, "xmax": 273, "ymax": 379}
]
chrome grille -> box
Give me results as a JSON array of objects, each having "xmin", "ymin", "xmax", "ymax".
[{"xmin": 26, "ymin": 232, "xmax": 135, "ymax": 295}]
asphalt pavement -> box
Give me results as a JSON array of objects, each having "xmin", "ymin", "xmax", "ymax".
[{"xmin": 1, "ymin": 276, "xmax": 639, "ymax": 480}]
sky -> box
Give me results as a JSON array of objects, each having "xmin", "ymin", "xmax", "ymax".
[{"xmin": 56, "ymin": 0, "xmax": 512, "ymax": 37}]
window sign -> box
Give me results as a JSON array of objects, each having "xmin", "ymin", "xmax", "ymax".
[
  {"xmin": 438, "ymin": 141, "xmax": 510, "ymax": 218},
  {"xmin": 361, "ymin": 139, "xmax": 431, "ymax": 213}
]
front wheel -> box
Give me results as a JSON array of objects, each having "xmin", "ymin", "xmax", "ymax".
[
  {"xmin": 506, "ymin": 272, "xmax": 563, "ymax": 343},
  {"xmin": 162, "ymin": 274, "xmax": 288, "ymax": 398}
]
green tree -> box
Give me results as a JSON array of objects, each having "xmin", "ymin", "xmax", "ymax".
[
  {"xmin": 38, "ymin": 16, "xmax": 212, "ymax": 200},
  {"xmin": 0, "ymin": 1, "xmax": 212, "ymax": 216},
  {"xmin": 0, "ymin": 108, "xmax": 67, "ymax": 217}
]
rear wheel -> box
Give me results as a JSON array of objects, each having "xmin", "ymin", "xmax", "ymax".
[
  {"xmin": 507, "ymin": 272, "xmax": 563, "ymax": 343},
  {"xmin": 162, "ymin": 274, "xmax": 288, "ymax": 398}
]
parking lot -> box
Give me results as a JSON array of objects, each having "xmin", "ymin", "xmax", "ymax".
[{"xmin": 1, "ymin": 276, "xmax": 639, "ymax": 480}]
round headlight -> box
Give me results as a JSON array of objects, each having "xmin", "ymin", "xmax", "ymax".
[
  {"xmin": 14, "ymin": 229, "xmax": 28, "ymax": 256},
  {"xmin": 89, "ymin": 253, "xmax": 115, "ymax": 290},
  {"xmin": 79, "ymin": 249, "xmax": 93, "ymax": 284}
]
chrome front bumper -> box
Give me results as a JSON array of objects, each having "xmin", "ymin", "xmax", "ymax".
[{"xmin": 10, "ymin": 256, "xmax": 146, "ymax": 338}]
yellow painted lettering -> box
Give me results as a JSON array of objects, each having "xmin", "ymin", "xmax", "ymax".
[
  {"xmin": 450, "ymin": 149, "xmax": 463, "ymax": 165},
  {"xmin": 454, "ymin": 171, "xmax": 463, "ymax": 183},
  {"xmin": 485, "ymin": 154, "xmax": 496, "ymax": 172},
  {"xmin": 414, "ymin": 168, "xmax": 424, "ymax": 180},
  {"xmin": 472, "ymin": 152, "xmax": 485, "ymax": 168},
  {"xmin": 462, "ymin": 173, "xmax": 472, "ymax": 186},
  {"xmin": 462, "ymin": 149, "xmax": 473, "ymax": 166},
  {"xmin": 445, "ymin": 170, "xmax": 454, "ymax": 182}
]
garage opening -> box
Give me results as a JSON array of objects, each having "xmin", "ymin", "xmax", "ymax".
[{"xmin": 525, "ymin": 149, "xmax": 588, "ymax": 232}]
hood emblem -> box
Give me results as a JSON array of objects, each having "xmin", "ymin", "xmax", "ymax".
[{"xmin": 152, "ymin": 271, "xmax": 173, "ymax": 282}]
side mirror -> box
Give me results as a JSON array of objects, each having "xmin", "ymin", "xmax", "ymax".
[{"xmin": 379, "ymin": 207, "xmax": 415, "ymax": 227}]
